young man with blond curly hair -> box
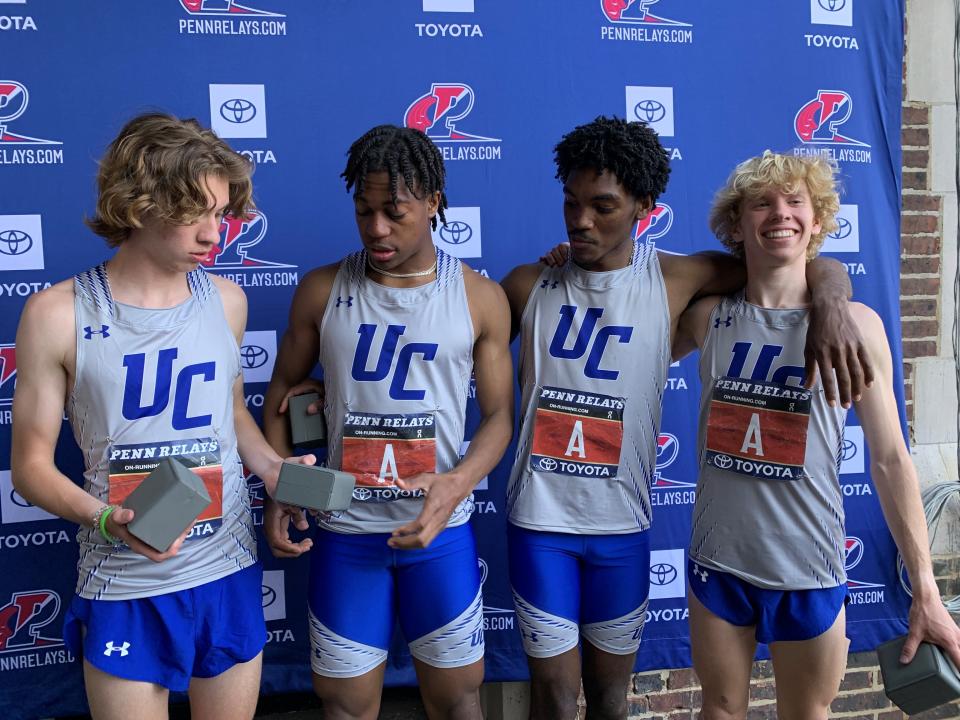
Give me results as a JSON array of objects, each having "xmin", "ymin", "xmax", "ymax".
[
  {"xmin": 11, "ymin": 113, "xmax": 313, "ymax": 720},
  {"xmin": 673, "ymin": 151, "xmax": 960, "ymax": 720}
]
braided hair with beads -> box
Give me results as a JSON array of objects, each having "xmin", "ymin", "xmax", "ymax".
[{"xmin": 342, "ymin": 125, "xmax": 448, "ymax": 230}]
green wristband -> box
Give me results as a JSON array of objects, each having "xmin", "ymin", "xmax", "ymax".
[{"xmin": 97, "ymin": 504, "xmax": 119, "ymax": 544}]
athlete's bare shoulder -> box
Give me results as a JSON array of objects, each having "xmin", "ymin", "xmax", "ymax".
[
  {"xmin": 848, "ymin": 301, "xmax": 882, "ymax": 326},
  {"xmin": 500, "ymin": 261, "xmax": 545, "ymax": 327},
  {"xmin": 293, "ymin": 261, "xmax": 341, "ymax": 317},
  {"xmin": 21, "ymin": 277, "xmax": 75, "ymax": 322},
  {"xmin": 461, "ymin": 261, "xmax": 500, "ymax": 293},
  {"xmin": 207, "ymin": 271, "xmax": 245, "ymax": 305},
  {"xmin": 461, "ymin": 262, "xmax": 510, "ymax": 341},
  {"xmin": 18, "ymin": 278, "xmax": 76, "ymax": 364}
]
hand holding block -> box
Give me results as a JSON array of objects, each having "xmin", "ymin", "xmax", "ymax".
[
  {"xmin": 122, "ymin": 457, "xmax": 212, "ymax": 553},
  {"xmin": 289, "ymin": 392, "xmax": 327, "ymax": 448},
  {"xmin": 275, "ymin": 462, "xmax": 355, "ymax": 511},
  {"xmin": 877, "ymin": 635, "xmax": 960, "ymax": 715}
]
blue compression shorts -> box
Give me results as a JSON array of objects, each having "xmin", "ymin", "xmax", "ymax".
[
  {"xmin": 307, "ymin": 523, "xmax": 484, "ymax": 678},
  {"xmin": 508, "ymin": 523, "xmax": 650, "ymax": 658}
]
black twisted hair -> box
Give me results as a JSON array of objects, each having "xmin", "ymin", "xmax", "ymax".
[
  {"xmin": 342, "ymin": 125, "xmax": 448, "ymax": 229},
  {"xmin": 554, "ymin": 116, "xmax": 671, "ymax": 203}
]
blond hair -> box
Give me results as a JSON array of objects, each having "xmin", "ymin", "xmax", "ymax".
[
  {"xmin": 709, "ymin": 150, "xmax": 840, "ymax": 260},
  {"xmin": 86, "ymin": 113, "xmax": 254, "ymax": 247}
]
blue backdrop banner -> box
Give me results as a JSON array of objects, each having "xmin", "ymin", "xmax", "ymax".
[{"xmin": 0, "ymin": 2, "xmax": 908, "ymax": 718}]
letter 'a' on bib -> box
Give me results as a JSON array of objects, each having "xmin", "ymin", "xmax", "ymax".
[
  {"xmin": 529, "ymin": 385, "xmax": 625, "ymax": 478},
  {"xmin": 275, "ymin": 463, "xmax": 355, "ymax": 511},
  {"xmin": 704, "ymin": 377, "xmax": 812, "ymax": 481},
  {"xmin": 289, "ymin": 392, "xmax": 327, "ymax": 448},
  {"xmin": 877, "ymin": 635, "xmax": 960, "ymax": 715},
  {"xmin": 341, "ymin": 411, "xmax": 437, "ymax": 499},
  {"xmin": 123, "ymin": 457, "xmax": 212, "ymax": 552}
]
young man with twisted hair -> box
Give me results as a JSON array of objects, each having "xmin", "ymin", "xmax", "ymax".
[
  {"xmin": 261, "ymin": 124, "xmax": 513, "ymax": 720},
  {"xmin": 12, "ymin": 112, "xmax": 314, "ymax": 720},
  {"xmin": 673, "ymin": 151, "xmax": 960, "ymax": 719},
  {"xmin": 502, "ymin": 117, "xmax": 870, "ymax": 720}
]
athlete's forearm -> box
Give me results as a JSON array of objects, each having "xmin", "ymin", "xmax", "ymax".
[
  {"xmin": 262, "ymin": 378, "xmax": 295, "ymax": 457},
  {"xmin": 234, "ymin": 404, "xmax": 284, "ymax": 492},
  {"xmin": 449, "ymin": 407, "xmax": 512, "ymax": 498},
  {"xmin": 11, "ymin": 457, "xmax": 102, "ymax": 528},
  {"xmin": 870, "ymin": 451, "xmax": 939, "ymax": 599},
  {"xmin": 806, "ymin": 256, "xmax": 852, "ymax": 303}
]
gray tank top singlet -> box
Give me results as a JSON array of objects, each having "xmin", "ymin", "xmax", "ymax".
[
  {"xmin": 691, "ymin": 293, "xmax": 847, "ymax": 589},
  {"xmin": 507, "ymin": 242, "xmax": 670, "ymax": 534},
  {"xmin": 70, "ymin": 263, "xmax": 256, "ymax": 600},
  {"xmin": 317, "ymin": 249, "xmax": 475, "ymax": 534}
]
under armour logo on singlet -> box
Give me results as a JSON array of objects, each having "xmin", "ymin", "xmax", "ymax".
[
  {"xmin": 540, "ymin": 279, "xmax": 559, "ymax": 290},
  {"xmin": 336, "ymin": 296, "xmax": 353, "ymax": 308},
  {"xmin": 714, "ymin": 316, "xmax": 732, "ymax": 329},
  {"xmin": 103, "ymin": 641, "xmax": 130, "ymax": 657},
  {"xmin": 84, "ymin": 324, "xmax": 110, "ymax": 339},
  {"xmin": 692, "ymin": 564, "xmax": 709, "ymax": 583}
]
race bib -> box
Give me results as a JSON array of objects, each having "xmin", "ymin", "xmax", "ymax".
[
  {"xmin": 107, "ymin": 437, "xmax": 224, "ymax": 540},
  {"xmin": 704, "ymin": 377, "xmax": 812, "ymax": 481},
  {"xmin": 341, "ymin": 411, "xmax": 436, "ymax": 502},
  {"xmin": 529, "ymin": 386, "xmax": 624, "ymax": 478}
]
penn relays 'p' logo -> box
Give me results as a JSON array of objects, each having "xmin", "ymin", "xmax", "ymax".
[
  {"xmin": 404, "ymin": 83, "xmax": 500, "ymax": 142},
  {"xmin": 200, "ymin": 211, "xmax": 293, "ymax": 271},
  {"xmin": 844, "ymin": 536, "xmax": 864, "ymax": 571},
  {"xmin": 179, "ymin": 0, "xmax": 283, "ymax": 17},
  {"xmin": 0, "ymin": 81, "xmax": 61, "ymax": 146},
  {"xmin": 635, "ymin": 203, "xmax": 673, "ymax": 242},
  {"xmin": 601, "ymin": 0, "xmax": 691, "ymax": 26},
  {"xmin": 0, "ymin": 590, "xmax": 63, "ymax": 653},
  {"xmin": 0, "ymin": 344, "xmax": 16, "ymax": 407},
  {"xmin": 794, "ymin": 90, "xmax": 868, "ymax": 147}
]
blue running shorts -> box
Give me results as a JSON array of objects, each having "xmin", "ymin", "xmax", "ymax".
[
  {"xmin": 63, "ymin": 563, "xmax": 266, "ymax": 691},
  {"xmin": 688, "ymin": 559, "xmax": 848, "ymax": 644}
]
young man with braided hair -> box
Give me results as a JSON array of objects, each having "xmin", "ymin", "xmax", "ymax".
[
  {"xmin": 501, "ymin": 117, "xmax": 870, "ymax": 720},
  {"xmin": 262, "ymin": 124, "xmax": 513, "ymax": 720},
  {"xmin": 11, "ymin": 112, "xmax": 314, "ymax": 719}
]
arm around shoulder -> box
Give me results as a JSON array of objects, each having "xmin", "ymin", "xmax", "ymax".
[{"xmin": 658, "ymin": 251, "xmax": 745, "ymax": 324}]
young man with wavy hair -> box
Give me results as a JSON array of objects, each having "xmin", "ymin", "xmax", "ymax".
[
  {"xmin": 673, "ymin": 151, "xmax": 960, "ymax": 719},
  {"xmin": 11, "ymin": 112, "xmax": 311, "ymax": 720}
]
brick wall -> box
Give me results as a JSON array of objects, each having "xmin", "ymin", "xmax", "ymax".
[
  {"xmin": 900, "ymin": 101, "xmax": 944, "ymax": 435},
  {"xmin": 622, "ymin": 653, "xmax": 960, "ymax": 719}
]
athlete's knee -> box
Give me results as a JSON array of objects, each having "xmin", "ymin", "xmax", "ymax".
[
  {"xmin": 582, "ymin": 680, "xmax": 628, "ymax": 720},
  {"xmin": 311, "ymin": 674, "xmax": 380, "ymax": 720},
  {"xmin": 699, "ymin": 692, "xmax": 748, "ymax": 720},
  {"xmin": 422, "ymin": 687, "xmax": 483, "ymax": 720},
  {"xmin": 529, "ymin": 674, "xmax": 580, "ymax": 720},
  {"xmin": 776, "ymin": 692, "xmax": 833, "ymax": 720}
]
